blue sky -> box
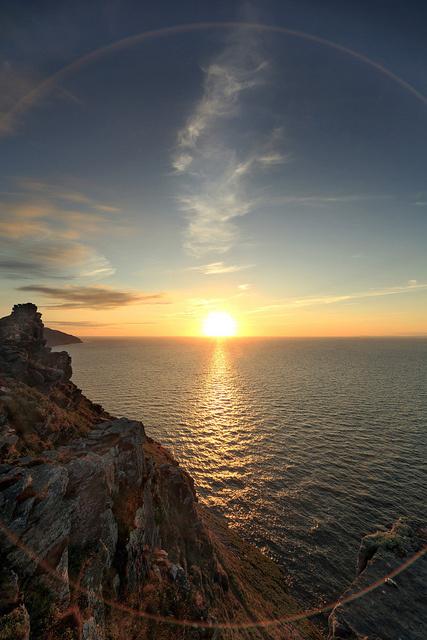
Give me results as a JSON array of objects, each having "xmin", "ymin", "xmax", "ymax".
[{"xmin": 0, "ymin": 0, "xmax": 426, "ymax": 335}]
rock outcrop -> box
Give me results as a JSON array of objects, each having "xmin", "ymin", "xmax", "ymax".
[
  {"xmin": 0, "ymin": 304, "xmax": 73, "ymax": 389},
  {"xmin": 328, "ymin": 519, "xmax": 427, "ymax": 640},
  {"xmin": 0, "ymin": 304, "xmax": 108, "ymax": 459},
  {"xmin": 0, "ymin": 304, "xmax": 322, "ymax": 640},
  {"xmin": 44, "ymin": 328, "xmax": 82, "ymax": 348}
]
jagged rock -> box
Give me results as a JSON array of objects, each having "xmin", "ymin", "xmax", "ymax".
[
  {"xmin": 0, "ymin": 416, "xmax": 209, "ymax": 637},
  {"xmin": 0, "ymin": 307, "xmax": 110, "ymax": 459},
  {"xmin": 0, "ymin": 304, "xmax": 72, "ymax": 387},
  {"xmin": 0, "ymin": 304, "xmax": 323, "ymax": 640},
  {"xmin": 328, "ymin": 519, "xmax": 427, "ymax": 639}
]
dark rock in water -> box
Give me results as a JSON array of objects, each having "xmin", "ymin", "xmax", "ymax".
[
  {"xmin": 328, "ymin": 518, "xmax": 427, "ymax": 639},
  {"xmin": 44, "ymin": 327, "xmax": 82, "ymax": 347},
  {"xmin": 0, "ymin": 303, "xmax": 322, "ymax": 640}
]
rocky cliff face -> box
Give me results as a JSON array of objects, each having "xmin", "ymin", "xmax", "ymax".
[
  {"xmin": 0, "ymin": 304, "xmax": 72, "ymax": 389},
  {"xmin": 328, "ymin": 519, "xmax": 426, "ymax": 640},
  {"xmin": 0, "ymin": 304, "xmax": 109, "ymax": 459},
  {"xmin": 0, "ymin": 304, "xmax": 322, "ymax": 640}
]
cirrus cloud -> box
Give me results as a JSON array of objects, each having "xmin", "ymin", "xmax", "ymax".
[
  {"xmin": 17, "ymin": 284, "xmax": 168, "ymax": 309},
  {"xmin": 172, "ymin": 29, "xmax": 285, "ymax": 257},
  {"xmin": 187, "ymin": 261, "xmax": 255, "ymax": 275},
  {"xmin": 0, "ymin": 183, "xmax": 123, "ymax": 281}
]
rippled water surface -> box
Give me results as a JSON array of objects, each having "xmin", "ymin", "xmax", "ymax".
[{"xmin": 61, "ymin": 338, "xmax": 427, "ymax": 605}]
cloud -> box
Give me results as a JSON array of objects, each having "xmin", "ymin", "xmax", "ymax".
[
  {"xmin": 0, "ymin": 235, "xmax": 114, "ymax": 280},
  {"xmin": 172, "ymin": 30, "xmax": 285, "ymax": 256},
  {"xmin": 187, "ymin": 261, "xmax": 254, "ymax": 275},
  {"xmin": 172, "ymin": 153, "xmax": 193, "ymax": 173},
  {"xmin": 18, "ymin": 179, "xmax": 121, "ymax": 212},
  {"xmin": 257, "ymin": 152, "xmax": 287, "ymax": 167},
  {"xmin": 266, "ymin": 194, "xmax": 393, "ymax": 207},
  {"xmin": 17, "ymin": 285, "xmax": 167, "ymax": 309},
  {"xmin": 248, "ymin": 282, "xmax": 427, "ymax": 315},
  {"xmin": 187, "ymin": 297, "xmax": 225, "ymax": 307},
  {"xmin": 0, "ymin": 259, "xmax": 61, "ymax": 279},
  {"xmin": 0, "ymin": 184, "xmax": 123, "ymax": 280},
  {"xmin": 46, "ymin": 320, "xmax": 112, "ymax": 327},
  {"xmin": 174, "ymin": 48, "xmax": 269, "ymax": 152},
  {"xmin": 238, "ymin": 283, "xmax": 251, "ymax": 290},
  {"xmin": 46, "ymin": 320, "xmax": 155, "ymax": 327}
]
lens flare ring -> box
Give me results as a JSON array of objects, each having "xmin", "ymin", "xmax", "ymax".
[
  {"xmin": 0, "ymin": 20, "xmax": 426, "ymax": 137},
  {"xmin": 0, "ymin": 517, "xmax": 424, "ymax": 631}
]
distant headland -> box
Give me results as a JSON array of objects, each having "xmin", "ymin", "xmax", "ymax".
[{"xmin": 44, "ymin": 326, "xmax": 83, "ymax": 347}]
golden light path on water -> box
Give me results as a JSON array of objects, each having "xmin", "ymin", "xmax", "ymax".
[{"xmin": 1, "ymin": 20, "xmax": 426, "ymax": 136}]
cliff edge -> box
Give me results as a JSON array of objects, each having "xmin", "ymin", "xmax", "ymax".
[{"xmin": 0, "ymin": 304, "xmax": 322, "ymax": 640}]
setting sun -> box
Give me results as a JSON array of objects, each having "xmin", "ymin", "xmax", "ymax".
[{"xmin": 203, "ymin": 311, "xmax": 237, "ymax": 337}]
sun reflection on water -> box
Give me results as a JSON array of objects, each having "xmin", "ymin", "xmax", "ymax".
[
  {"xmin": 65, "ymin": 337, "xmax": 427, "ymax": 606},
  {"xmin": 204, "ymin": 340, "xmax": 235, "ymax": 415},
  {"xmin": 188, "ymin": 339, "xmax": 255, "ymax": 511}
]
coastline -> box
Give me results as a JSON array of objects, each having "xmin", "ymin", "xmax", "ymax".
[
  {"xmin": 0, "ymin": 303, "xmax": 323, "ymax": 639},
  {"xmin": 1, "ymin": 304, "xmax": 425, "ymax": 639}
]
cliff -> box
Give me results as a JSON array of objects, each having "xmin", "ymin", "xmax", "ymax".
[
  {"xmin": 44, "ymin": 328, "xmax": 82, "ymax": 348},
  {"xmin": 328, "ymin": 519, "xmax": 426, "ymax": 639},
  {"xmin": 0, "ymin": 304, "xmax": 322, "ymax": 640}
]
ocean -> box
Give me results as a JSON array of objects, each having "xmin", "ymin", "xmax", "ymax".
[{"xmin": 58, "ymin": 337, "xmax": 427, "ymax": 606}]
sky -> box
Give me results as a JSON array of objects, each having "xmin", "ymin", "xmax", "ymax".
[{"xmin": 0, "ymin": 0, "xmax": 426, "ymax": 336}]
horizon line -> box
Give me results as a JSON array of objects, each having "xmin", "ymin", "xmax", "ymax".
[{"xmin": 58, "ymin": 333, "xmax": 427, "ymax": 339}]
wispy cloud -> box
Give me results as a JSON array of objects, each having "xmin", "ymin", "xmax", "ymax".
[
  {"xmin": 0, "ymin": 242, "xmax": 113, "ymax": 280},
  {"xmin": 265, "ymin": 194, "xmax": 393, "ymax": 207},
  {"xmin": 17, "ymin": 285, "xmax": 167, "ymax": 309},
  {"xmin": 46, "ymin": 320, "xmax": 155, "ymax": 327},
  {"xmin": 187, "ymin": 261, "xmax": 254, "ymax": 275},
  {"xmin": 248, "ymin": 281, "xmax": 427, "ymax": 315},
  {"xmin": 172, "ymin": 30, "xmax": 285, "ymax": 257},
  {"xmin": 0, "ymin": 183, "xmax": 124, "ymax": 280},
  {"xmin": 0, "ymin": 205, "xmax": 111, "ymax": 241},
  {"xmin": 18, "ymin": 179, "xmax": 121, "ymax": 212},
  {"xmin": 46, "ymin": 320, "xmax": 113, "ymax": 327}
]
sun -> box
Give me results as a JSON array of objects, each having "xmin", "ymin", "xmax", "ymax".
[{"xmin": 202, "ymin": 311, "xmax": 237, "ymax": 337}]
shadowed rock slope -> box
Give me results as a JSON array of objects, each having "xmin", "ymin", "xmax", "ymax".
[{"xmin": 0, "ymin": 304, "xmax": 323, "ymax": 640}]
